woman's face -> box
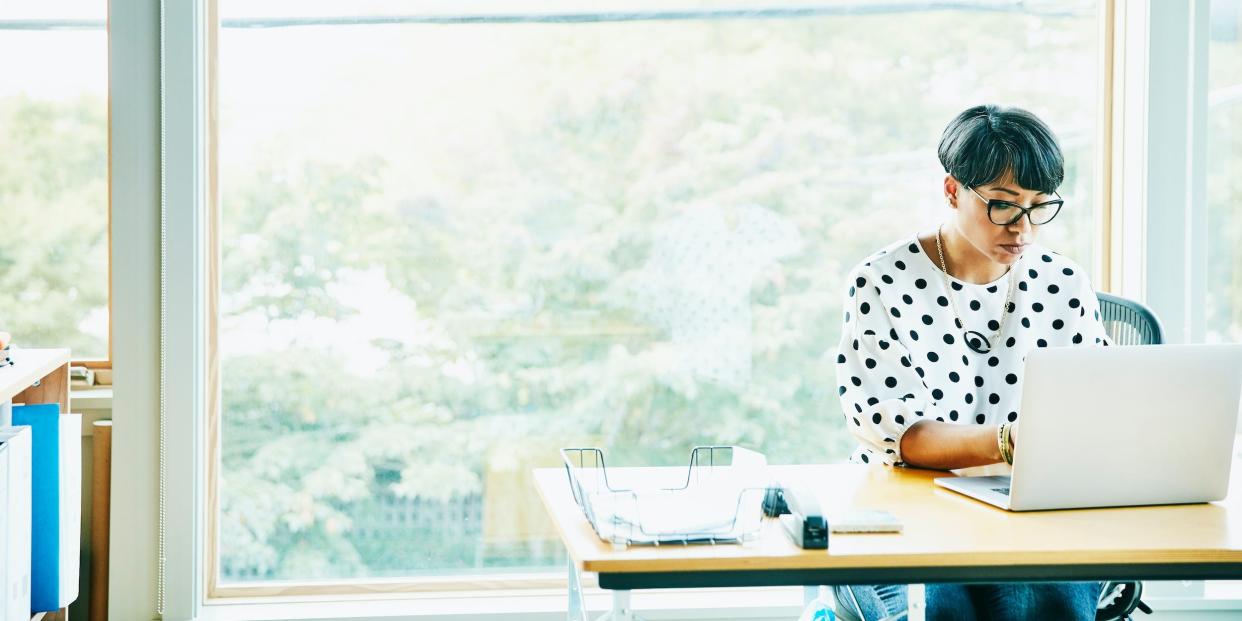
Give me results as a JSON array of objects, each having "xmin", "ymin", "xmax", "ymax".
[{"xmin": 944, "ymin": 172, "xmax": 1053, "ymax": 266}]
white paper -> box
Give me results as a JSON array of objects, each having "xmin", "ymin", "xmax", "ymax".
[
  {"xmin": 58, "ymin": 415, "xmax": 81, "ymax": 606},
  {"xmin": 1, "ymin": 441, "xmax": 8, "ymax": 621},
  {"xmin": 0, "ymin": 427, "xmax": 32, "ymax": 621},
  {"xmin": 603, "ymin": 484, "xmax": 747, "ymax": 534}
]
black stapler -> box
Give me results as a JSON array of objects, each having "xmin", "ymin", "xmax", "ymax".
[{"xmin": 762, "ymin": 484, "xmax": 828, "ymax": 549}]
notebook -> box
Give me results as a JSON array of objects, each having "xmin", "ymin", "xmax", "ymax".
[{"xmin": 11, "ymin": 405, "xmax": 80, "ymax": 611}]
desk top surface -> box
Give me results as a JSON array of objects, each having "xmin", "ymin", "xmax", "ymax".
[{"xmin": 534, "ymin": 460, "xmax": 1242, "ymax": 575}]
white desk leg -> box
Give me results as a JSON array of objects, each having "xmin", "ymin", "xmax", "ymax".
[
  {"xmin": 803, "ymin": 586, "xmax": 820, "ymax": 606},
  {"xmin": 906, "ymin": 583, "xmax": 926, "ymax": 621},
  {"xmin": 597, "ymin": 590, "xmax": 645, "ymax": 621},
  {"xmin": 567, "ymin": 565, "xmax": 645, "ymax": 621},
  {"xmin": 567, "ymin": 563, "xmax": 589, "ymax": 621}
]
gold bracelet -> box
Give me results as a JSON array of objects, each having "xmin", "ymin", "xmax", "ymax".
[
  {"xmin": 997, "ymin": 423, "xmax": 1008, "ymax": 464},
  {"xmin": 1001, "ymin": 423, "xmax": 1014, "ymax": 465},
  {"xmin": 999, "ymin": 423, "xmax": 1012, "ymax": 465}
]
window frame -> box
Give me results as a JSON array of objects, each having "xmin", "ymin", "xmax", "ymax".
[
  {"xmin": 1103, "ymin": 0, "xmax": 1211, "ymax": 340},
  {"xmin": 199, "ymin": 0, "xmax": 1123, "ymax": 603}
]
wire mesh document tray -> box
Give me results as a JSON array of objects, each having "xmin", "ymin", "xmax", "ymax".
[{"xmin": 560, "ymin": 445, "xmax": 770, "ymax": 546}]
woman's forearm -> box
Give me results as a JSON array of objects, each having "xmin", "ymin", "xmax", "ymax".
[{"xmin": 899, "ymin": 420, "xmax": 1003, "ymax": 470}]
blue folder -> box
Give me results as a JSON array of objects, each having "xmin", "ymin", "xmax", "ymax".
[{"xmin": 10, "ymin": 403, "xmax": 61, "ymax": 612}]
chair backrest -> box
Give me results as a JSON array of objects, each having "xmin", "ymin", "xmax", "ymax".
[{"xmin": 1096, "ymin": 292, "xmax": 1164, "ymax": 345}]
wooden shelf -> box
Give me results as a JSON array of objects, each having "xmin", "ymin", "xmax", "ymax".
[{"xmin": 0, "ymin": 348, "xmax": 71, "ymax": 408}]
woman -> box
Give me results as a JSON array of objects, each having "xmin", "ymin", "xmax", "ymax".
[{"xmin": 834, "ymin": 105, "xmax": 1108, "ymax": 621}]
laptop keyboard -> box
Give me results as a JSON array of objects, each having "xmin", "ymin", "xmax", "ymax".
[{"xmin": 991, "ymin": 487, "xmax": 1011, "ymax": 496}]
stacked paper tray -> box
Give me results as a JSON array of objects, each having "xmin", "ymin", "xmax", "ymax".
[{"xmin": 560, "ymin": 446, "xmax": 769, "ymax": 546}]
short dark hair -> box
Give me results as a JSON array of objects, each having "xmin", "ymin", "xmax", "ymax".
[{"xmin": 937, "ymin": 105, "xmax": 1064, "ymax": 195}]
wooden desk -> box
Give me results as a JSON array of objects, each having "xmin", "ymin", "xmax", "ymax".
[{"xmin": 535, "ymin": 461, "xmax": 1242, "ymax": 593}]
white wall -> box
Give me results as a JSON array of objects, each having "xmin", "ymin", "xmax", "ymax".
[{"xmin": 109, "ymin": 0, "xmax": 163, "ymax": 617}]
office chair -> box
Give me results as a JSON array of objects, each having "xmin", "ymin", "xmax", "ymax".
[
  {"xmin": 1096, "ymin": 292, "xmax": 1164, "ymax": 346},
  {"xmin": 833, "ymin": 294, "xmax": 1162, "ymax": 621}
]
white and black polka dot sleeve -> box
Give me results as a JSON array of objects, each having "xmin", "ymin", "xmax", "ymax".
[{"xmin": 835, "ymin": 262, "xmax": 942, "ymax": 466}]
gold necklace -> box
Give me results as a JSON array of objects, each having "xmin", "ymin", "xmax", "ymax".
[{"xmin": 934, "ymin": 225, "xmax": 1019, "ymax": 354}]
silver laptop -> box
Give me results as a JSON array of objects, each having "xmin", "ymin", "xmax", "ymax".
[{"xmin": 935, "ymin": 344, "xmax": 1242, "ymax": 511}]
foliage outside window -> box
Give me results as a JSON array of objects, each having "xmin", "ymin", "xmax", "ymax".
[
  {"xmin": 216, "ymin": 1, "xmax": 1101, "ymax": 583},
  {"xmin": 1207, "ymin": 0, "xmax": 1242, "ymax": 343},
  {"xmin": 0, "ymin": 4, "xmax": 109, "ymax": 361}
]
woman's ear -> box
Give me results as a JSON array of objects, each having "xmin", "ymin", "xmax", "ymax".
[{"xmin": 943, "ymin": 175, "xmax": 960, "ymax": 209}]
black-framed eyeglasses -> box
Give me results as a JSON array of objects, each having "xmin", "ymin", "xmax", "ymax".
[{"xmin": 967, "ymin": 185, "xmax": 1064, "ymax": 226}]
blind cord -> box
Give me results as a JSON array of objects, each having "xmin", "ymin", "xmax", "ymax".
[{"xmin": 157, "ymin": 0, "xmax": 168, "ymax": 615}]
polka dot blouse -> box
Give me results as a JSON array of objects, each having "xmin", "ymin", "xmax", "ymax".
[{"xmin": 835, "ymin": 236, "xmax": 1111, "ymax": 466}]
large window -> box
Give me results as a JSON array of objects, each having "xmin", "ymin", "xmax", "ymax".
[
  {"xmin": 214, "ymin": 0, "xmax": 1103, "ymax": 586},
  {"xmin": 0, "ymin": 4, "xmax": 110, "ymax": 362},
  {"xmin": 1207, "ymin": 0, "xmax": 1242, "ymax": 343}
]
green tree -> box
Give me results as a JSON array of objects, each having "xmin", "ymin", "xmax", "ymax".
[
  {"xmin": 207, "ymin": 5, "xmax": 1107, "ymax": 580},
  {"xmin": 0, "ymin": 95, "xmax": 109, "ymax": 358}
]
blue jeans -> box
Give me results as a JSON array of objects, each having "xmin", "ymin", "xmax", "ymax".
[{"xmin": 835, "ymin": 582, "xmax": 1102, "ymax": 621}]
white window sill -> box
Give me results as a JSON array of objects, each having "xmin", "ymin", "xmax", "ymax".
[
  {"xmin": 196, "ymin": 586, "xmax": 806, "ymax": 621},
  {"xmin": 1148, "ymin": 596, "xmax": 1242, "ymax": 611},
  {"xmin": 188, "ymin": 584, "xmax": 1242, "ymax": 621},
  {"xmin": 71, "ymin": 385, "xmax": 113, "ymax": 410}
]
